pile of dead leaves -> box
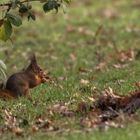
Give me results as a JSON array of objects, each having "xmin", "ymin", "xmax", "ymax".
[
  {"xmin": 0, "ymin": 108, "xmax": 58, "ymax": 137},
  {"xmin": 79, "ymin": 87, "xmax": 140, "ymax": 129}
]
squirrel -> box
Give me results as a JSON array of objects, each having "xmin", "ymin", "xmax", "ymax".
[{"xmin": 0, "ymin": 54, "xmax": 49, "ymax": 100}]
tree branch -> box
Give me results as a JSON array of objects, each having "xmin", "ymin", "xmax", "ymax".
[
  {"xmin": 0, "ymin": 0, "xmax": 40, "ymax": 7},
  {"xmin": 0, "ymin": 0, "xmax": 40, "ymax": 15}
]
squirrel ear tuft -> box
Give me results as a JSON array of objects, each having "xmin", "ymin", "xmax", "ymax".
[
  {"xmin": 26, "ymin": 53, "xmax": 38, "ymax": 72},
  {"xmin": 30, "ymin": 53, "xmax": 37, "ymax": 65}
]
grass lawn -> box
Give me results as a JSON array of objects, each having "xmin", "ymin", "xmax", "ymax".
[{"xmin": 1, "ymin": 0, "xmax": 140, "ymax": 139}]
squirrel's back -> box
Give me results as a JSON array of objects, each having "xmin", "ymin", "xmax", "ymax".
[{"xmin": 6, "ymin": 72, "xmax": 29, "ymax": 97}]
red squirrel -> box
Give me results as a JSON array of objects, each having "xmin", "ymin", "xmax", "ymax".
[{"xmin": 0, "ymin": 54, "xmax": 49, "ymax": 99}]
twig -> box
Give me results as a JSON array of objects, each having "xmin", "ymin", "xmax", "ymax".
[
  {"xmin": 0, "ymin": 0, "xmax": 40, "ymax": 16},
  {"xmin": 0, "ymin": 0, "xmax": 39, "ymax": 8}
]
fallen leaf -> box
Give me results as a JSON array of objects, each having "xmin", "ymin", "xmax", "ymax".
[
  {"xmin": 116, "ymin": 50, "xmax": 134, "ymax": 62},
  {"xmin": 32, "ymin": 125, "xmax": 39, "ymax": 132},
  {"xmin": 77, "ymin": 102, "xmax": 89, "ymax": 113},
  {"xmin": 80, "ymin": 79, "xmax": 90, "ymax": 85},
  {"xmin": 135, "ymin": 82, "xmax": 140, "ymax": 89},
  {"xmin": 97, "ymin": 8, "xmax": 119, "ymax": 19},
  {"xmin": 113, "ymin": 63, "xmax": 128, "ymax": 69},
  {"xmin": 95, "ymin": 62, "xmax": 106, "ymax": 71},
  {"xmin": 12, "ymin": 127, "xmax": 24, "ymax": 136}
]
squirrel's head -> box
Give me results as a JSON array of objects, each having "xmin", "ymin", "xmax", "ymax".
[{"xmin": 26, "ymin": 54, "xmax": 48, "ymax": 83}]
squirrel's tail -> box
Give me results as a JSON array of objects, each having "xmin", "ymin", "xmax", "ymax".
[{"xmin": 0, "ymin": 90, "xmax": 14, "ymax": 100}]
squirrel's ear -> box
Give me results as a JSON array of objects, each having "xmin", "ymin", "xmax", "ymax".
[
  {"xmin": 26, "ymin": 53, "xmax": 38, "ymax": 71},
  {"xmin": 30, "ymin": 53, "xmax": 38, "ymax": 66}
]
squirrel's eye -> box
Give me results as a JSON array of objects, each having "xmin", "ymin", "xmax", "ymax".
[{"xmin": 39, "ymin": 69, "xmax": 43, "ymax": 72}]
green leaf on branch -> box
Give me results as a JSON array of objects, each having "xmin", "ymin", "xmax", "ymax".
[
  {"xmin": 6, "ymin": 13, "xmax": 22, "ymax": 27},
  {"xmin": 43, "ymin": 0, "xmax": 61, "ymax": 13},
  {"xmin": 0, "ymin": 20, "xmax": 12, "ymax": 42},
  {"xmin": 4, "ymin": 20, "xmax": 12, "ymax": 41},
  {"xmin": 0, "ymin": 0, "xmax": 71, "ymax": 41},
  {"xmin": 19, "ymin": 4, "xmax": 28, "ymax": 13}
]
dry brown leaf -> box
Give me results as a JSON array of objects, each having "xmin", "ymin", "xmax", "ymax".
[
  {"xmin": 69, "ymin": 53, "xmax": 77, "ymax": 62},
  {"xmin": 77, "ymin": 102, "xmax": 89, "ymax": 113},
  {"xmin": 113, "ymin": 63, "xmax": 128, "ymax": 69},
  {"xmin": 77, "ymin": 27, "xmax": 95, "ymax": 36},
  {"xmin": 135, "ymin": 82, "xmax": 140, "ymax": 89},
  {"xmin": 80, "ymin": 79, "xmax": 90, "ymax": 85},
  {"xmin": 88, "ymin": 97, "xmax": 96, "ymax": 102},
  {"xmin": 116, "ymin": 80, "xmax": 125, "ymax": 86},
  {"xmin": 66, "ymin": 25, "xmax": 95, "ymax": 36},
  {"xmin": 95, "ymin": 62, "xmax": 106, "ymax": 71},
  {"xmin": 32, "ymin": 125, "xmax": 39, "ymax": 132},
  {"xmin": 78, "ymin": 67, "xmax": 92, "ymax": 74},
  {"xmin": 48, "ymin": 103, "xmax": 74, "ymax": 117},
  {"xmin": 116, "ymin": 50, "xmax": 134, "ymax": 62},
  {"xmin": 97, "ymin": 8, "xmax": 119, "ymax": 19},
  {"xmin": 12, "ymin": 127, "xmax": 24, "ymax": 136},
  {"xmin": 66, "ymin": 25, "xmax": 75, "ymax": 33}
]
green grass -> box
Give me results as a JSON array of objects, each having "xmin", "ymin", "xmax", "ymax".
[{"xmin": 1, "ymin": 0, "xmax": 140, "ymax": 139}]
